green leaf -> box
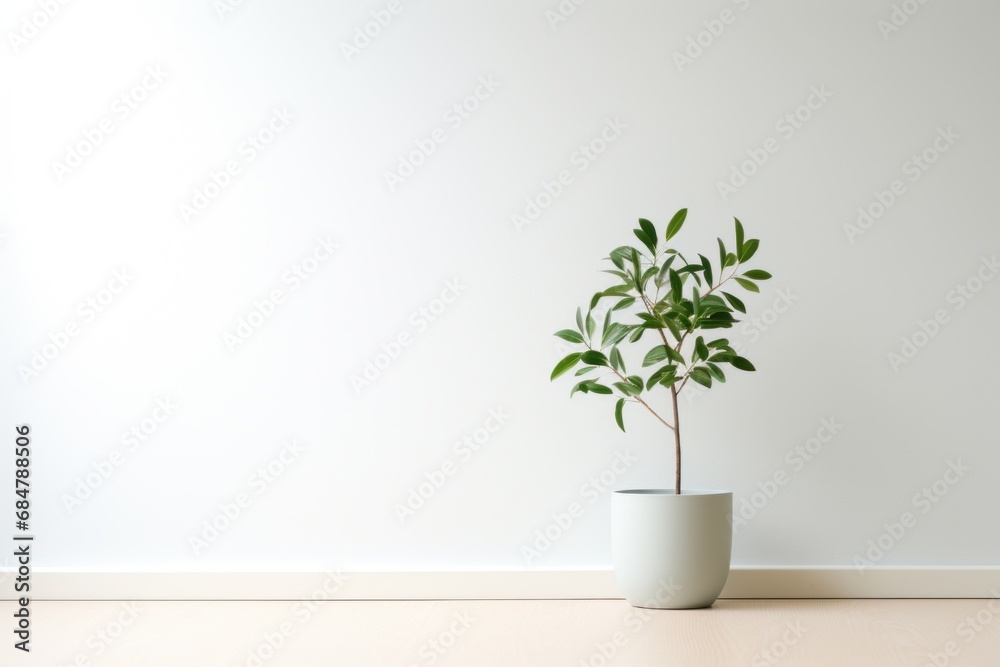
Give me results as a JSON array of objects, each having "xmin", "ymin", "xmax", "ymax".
[
  {"xmin": 640, "ymin": 266, "xmax": 658, "ymax": 292},
  {"xmin": 602, "ymin": 323, "xmax": 618, "ymax": 347},
  {"xmin": 706, "ymin": 362, "xmax": 726, "ymax": 382},
  {"xmin": 604, "ymin": 284, "xmax": 633, "ymax": 296},
  {"xmin": 571, "ymin": 381, "xmax": 589, "ymax": 397},
  {"xmin": 734, "ymin": 277, "xmax": 759, "ymax": 293},
  {"xmin": 551, "ymin": 353, "xmax": 581, "ymax": 380},
  {"xmin": 604, "ymin": 323, "xmax": 632, "ymax": 347},
  {"xmin": 609, "ymin": 246, "xmax": 632, "ymax": 270},
  {"xmin": 576, "ymin": 307, "xmax": 585, "ymax": 334},
  {"xmin": 664, "ymin": 208, "xmax": 688, "ymax": 242},
  {"xmin": 626, "ymin": 375, "xmax": 644, "ymax": 393},
  {"xmin": 677, "ymin": 263, "xmax": 702, "ymax": 275},
  {"xmin": 601, "ymin": 269, "xmax": 629, "ymax": 281},
  {"xmin": 612, "ymin": 297, "xmax": 636, "ymax": 312},
  {"xmin": 586, "ymin": 311, "xmax": 596, "ymax": 338},
  {"xmin": 721, "ymin": 291, "xmax": 746, "ymax": 313},
  {"xmin": 699, "ymin": 254, "xmax": 713, "ymax": 287},
  {"xmin": 660, "ymin": 373, "xmax": 681, "ymax": 388},
  {"xmin": 739, "ymin": 238, "xmax": 759, "ymax": 262},
  {"xmin": 584, "ymin": 381, "xmax": 613, "ymax": 395},
  {"xmin": 646, "ymin": 365, "xmax": 677, "ymax": 390},
  {"xmin": 661, "ymin": 315, "xmax": 682, "ymax": 342},
  {"xmin": 575, "ymin": 366, "xmax": 597, "ymax": 376},
  {"xmin": 656, "ymin": 255, "xmax": 676, "ymax": 287},
  {"xmin": 589, "ymin": 292, "xmax": 602, "ymax": 311},
  {"xmin": 695, "ymin": 336, "xmax": 710, "ymax": 361},
  {"xmin": 638, "ymin": 218, "xmax": 657, "ymax": 250},
  {"xmin": 664, "ymin": 346, "xmax": 685, "ymax": 364},
  {"xmin": 689, "ymin": 367, "xmax": 713, "ymax": 388},
  {"xmin": 742, "ymin": 269, "xmax": 772, "ymax": 281},
  {"xmin": 554, "ymin": 329, "xmax": 585, "ymax": 344},
  {"xmin": 643, "ymin": 345, "xmax": 669, "ymax": 367},
  {"xmin": 707, "ymin": 338, "xmax": 730, "ymax": 349},
  {"xmin": 717, "ymin": 238, "xmax": 727, "ymax": 276},
  {"xmin": 725, "ymin": 252, "xmax": 737, "ymax": 268},
  {"xmin": 630, "ymin": 249, "xmax": 642, "ymax": 293},
  {"xmin": 609, "ymin": 346, "xmax": 624, "ymax": 373},
  {"xmin": 628, "ymin": 328, "xmax": 644, "ymax": 343},
  {"xmin": 730, "ymin": 356, "xmax": 756, "ymax": 372},
  {"xmin": 691, "ymin": 287, "xmax": 701, "ymax": 319},
  {"xmin": 669, "ymin": 269, "xmax": 682, "ymax": 301},
  {"xmin": 581, "ymin": 350, "xmax": 610, "ymax": 367},
  {"xmin": 613, "ymin": 381, "xmax": 637, "ymax": 396},
  {"xmin": 615, "ymin": 398, "xmax": 626, "ymax": 431},
  {"xmin": 734, "ymin": 217, "xmax": 745, "ymax": 255},
  {"xmin": 633, "ymin": 228, "xmax": 655, "ymax": 255}
]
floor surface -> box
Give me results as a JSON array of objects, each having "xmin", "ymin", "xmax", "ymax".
[{"xmin": 7, "ymin": 599, "xmax": 1000, "ymax": 666}]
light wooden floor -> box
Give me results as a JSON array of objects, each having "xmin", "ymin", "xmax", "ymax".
[{"xmin": 7, "ymin": 599, "xmax": 1000, "ymax": 666}]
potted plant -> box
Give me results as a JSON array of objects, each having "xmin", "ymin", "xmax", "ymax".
[{"xmin": 550, "ymin": 209, "xmax": 771, "ymax": 609}]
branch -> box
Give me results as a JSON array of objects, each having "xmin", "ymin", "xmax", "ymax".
[{"xmin": 608, "ymin": 367, "xmax": 675, "ymax": 431}]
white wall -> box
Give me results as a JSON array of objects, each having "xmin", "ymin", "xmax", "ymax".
[{"xmin": 1, "ymin": 0, "xmax": 998, "ymax": 572}]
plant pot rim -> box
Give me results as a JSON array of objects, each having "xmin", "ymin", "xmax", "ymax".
[{"xmin": 614, "ymin": 489, "xmax": 731, "ymax": 496}]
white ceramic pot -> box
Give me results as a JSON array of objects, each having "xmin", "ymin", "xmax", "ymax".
[{"xmin": 612, "ymin": 489, "xmax": 732, "ymax": 609}]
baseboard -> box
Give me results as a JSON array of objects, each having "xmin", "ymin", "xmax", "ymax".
[{"xmin": 3, "ymin": 567, "xmax": 999, "ymax": 600}]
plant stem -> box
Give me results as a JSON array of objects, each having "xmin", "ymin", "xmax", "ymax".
[
  {"xmin": 608, "ymin": 368, "xmax": 675, "ymax": 431},
  {"xmin": 670, "ymin": 383, "xmax": 681, "ymax": 494}
]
